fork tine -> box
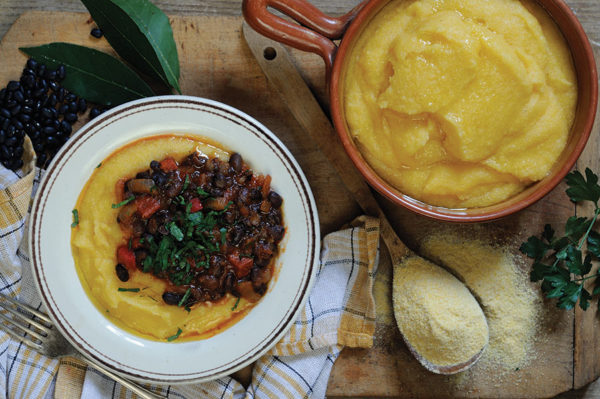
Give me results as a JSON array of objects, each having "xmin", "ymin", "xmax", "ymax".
[
  {"xmin": 0, "ymin": 302, "xmax": 50, "ymax": 334},
  {"xmin": 0, "ymin": 311, "xmax": 47, "ymax": 342},
  {"xmin": 0, "ymin": 321, "xmax": 43, "ymax": 351},
  {"xmin": 0, "ymin": 293, "xmax": 52, "ymax": 324}
]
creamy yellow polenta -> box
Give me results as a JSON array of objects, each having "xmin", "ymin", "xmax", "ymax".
[
  {"xmin": 343, "ymin": 0, "xmax": 577, "ymax": 208},
  {"xmin": 71, "ymin": 135, "xmax": 252, "ymax": 342}
]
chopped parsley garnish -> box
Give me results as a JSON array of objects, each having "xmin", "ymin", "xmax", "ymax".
[
  {"xmin": 71, "ymin": 209, "xmax": 79, "ymax": 228},
  {"xmin": 111, "ymin": 196, "xmax": 135, "ymax": 209},
  {"xmin": 118, "ymin": 288, "xmax": 140, "ymax": 292},
  {"xmin": 197, "ymin": 187, "xmax": 210, "ymax": 197},
  {"xmin": 182, "ymin": 175, "xmax": 190, "ymax": 192},
  {"xmin": 167, "ymin": 327, "xmax": 182, "ymax": 342},
  {"xmin": 96, "ymin": 162, "xmax": 102, "ymax": 168},
  {"xmin": 178, "ymin": 288, "xmax": 191, "ymax": 307},
  {"xmin": 168, "ymin": 222, "xmax": 184, "ymax": 242},
  {"xmin": 231, "ymin": 297, "xmax": 240, "ymax": 311},
  {"xmin": 220, "ymin": 227, "xmax": 227, "ymax": 246}
]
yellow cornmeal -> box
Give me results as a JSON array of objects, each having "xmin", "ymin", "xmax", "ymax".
[
  {"xmin": 343, "ymin": 0, "xmax": 577, "ymax": 208},
  {"xmin": 71, "ymin": 135, "xmax": 253, "ymax": 341},
  {"xmin": 421, "ymin": 233, "xmax": 540, "ymax": 368},
  {"xmin": 393, "ymin": 256, "xmax": 488, "ymax": 366}
]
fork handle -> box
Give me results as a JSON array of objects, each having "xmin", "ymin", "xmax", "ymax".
[{"xmin": 85, "ymin": 358, "xmax": 166, "ymax": 399}]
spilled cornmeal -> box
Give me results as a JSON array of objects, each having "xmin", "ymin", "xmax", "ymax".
[{"xmin": 420, "ymin": 233, "xmax": 541, "ymax": 370}]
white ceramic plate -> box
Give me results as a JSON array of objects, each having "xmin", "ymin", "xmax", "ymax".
[{"xmin": 28, "ymin": 96, "xmax": 319, "ymax": 384}]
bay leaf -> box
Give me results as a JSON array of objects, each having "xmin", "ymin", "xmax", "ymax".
[
  {"xmin": 20, "ymin": 43, "xmax": 155, "ymax": 106},
  {"xmin": 81, "ymin": 0, "xmax": 181, "ymax": 93}
]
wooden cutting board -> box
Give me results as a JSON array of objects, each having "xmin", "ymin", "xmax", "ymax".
[{"xmin": 0, "ymin": 10, "xmax": 598, "ymax": 398}]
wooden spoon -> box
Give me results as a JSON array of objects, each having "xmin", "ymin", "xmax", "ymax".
[{"xmin": 243, "ymin": 23, "xmax": 488, "ymax": 374}]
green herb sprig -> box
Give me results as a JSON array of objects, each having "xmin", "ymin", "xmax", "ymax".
[
  {"xmin": 520, "ymin": 168, "xmax": 600, "ymax": 310},
  {"xmin": 71, "ymin": 209, "xmax": 79, "ymax": 228},
  {"xmin": 111, "ymin": 196, "xmax": 135, "ymax": 209},
  {"xmin": 167, "ymin": 327, "xmax": 182, "ymax": 342}
]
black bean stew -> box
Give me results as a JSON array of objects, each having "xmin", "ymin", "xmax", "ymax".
[{"xmin": 114, "ymin": 151, "xmax": 284, "ymax": 308}]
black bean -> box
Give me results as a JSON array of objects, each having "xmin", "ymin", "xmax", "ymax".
[
  {"xmin": 9, "ymin": 105, "xmax": 20, "ymax": 116},
  {"xmin": 1, "ymin": 119, "xmax": 8, "ymax": 131},
  {"xmin": 57, "ymin": 65, "xmax": 66, "ymax": 81},
  {"xmin": 33, "ymin": 142, "xmax": 44, "ymax": 153},
  {"xmin": 43, "ymin": 126, "xmax": 56, "ymax": 136},
  {"xmin": 91, "ymin": 28, "xmax": 103, "ymax": 38},
  {"xmin": 56, "ymin": 87, "xmax": 66, "ymax": 102},
  {"xmin": 0, "ymin": 108, "xmax": 10, "ymax": 119},
  {"xmin": 229, "ymin": 153, "xmax": 243, "ymax": 172},
  {"xmin": 64, "ymin": 112, "xmax": 77, "ymax": 123},
  {"xmin": 60, "ymin": 120, "xmax": 72, "ymax": 134},
  {"xmin": 11, "ymin": 120, "xmax": 23, "ymax": 130},
  {"xmin": 6, "ymin": 81, "xmax": 20, "ymax": 91},
  {"xmin": 37, "ymin": 152, "xmax": 47, "ymax": 165},
  {"xmin": 150, "ymin": 160, "xmax": 160, "ymax": 170},
  {"xmin": 36, "ymin": 64, "xmax": 46, "ymax": 77},
  {"xmin": 5, "ymin": 136, "xmax": 17, "ymax": 147},
  {"xmin": 65, "ymin": 93, "xmax": 77, "ymax": 103},
  {"xmin": 13, "ymin": 146, "xmax": 23, "ymax": 159},
  {"xmin": 77, "ymin": 98, "xmax": 87, "ymax": 113},
  {"xmin": 115, "ymin": 264, "xmax": 129, "ymax": 282},
  {"xmin": 26, "ymin": 58, "xmax": 38, "ymax": 70},
  {"xmin": 268, "ymin": 191, "xmax": 282, "ymax": 207},
  {"xmin": 29, "ymin": 130, "xmax": 40, "ymax": 141},
  {"xmin": 21, "ymin": 105, "xmax": 32, "ymax": 115},
  {"xmin": 49, "ymin": 81, "xmax": 59, "ymax": 92},
  {"xmin": 0, "ymin": 145, "xmax": 10, "ymax": 160},
  {"xmin": 47, "ymin": 94, "xmax": 57, "ymax": 107},
  {"xmin": 32, "ymin": 88, "xmax": 46, "ymax": 99},
  {"xmin": 58, "ymin": 104, "xmax": 68, "ymax": 115},
  {"xmin": 162, "ymin": 291, "xmax": 184, "ymax": 305},
  {"xmin": 41, "ymin": 108, "xmax": 53, "ymax": 119},
  {"xmin": 89, "ymin": 107, "xmax": 102, "ymax": 119},
  {"xmin": 68, "ymin": 101, "xmax": 78, "ymax": 113},
  {"xmin": 44, "ymin": 70, "xmax": 56, "ymax": 81},
  {"xmin": 45, "ymin": 135, "xmax": 58, "ymax": 147},
  {"xmin": 13, "ymin": 90, "xmax": 24, "ymax": 103}
]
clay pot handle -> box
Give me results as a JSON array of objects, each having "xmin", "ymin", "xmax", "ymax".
[{"xmin": 242, "ymin": 0, "xmax": 367, "ymax": 81}]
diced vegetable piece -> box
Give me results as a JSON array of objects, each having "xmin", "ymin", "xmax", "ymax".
[
  {"xmin": 127, "ymin": 178, "xmax": 156, "ymax": 194},
  {"xmin": 160, "ymin": 157, "xmax": 178, "ymax": 172},
  {"xmin": 135, "ymin": 195, "xmax": 161, "ymax": 219},
  {"xmin": 117, "ymin": 245, "xmax": 136, "ymax": 269},
  {"xmin": 189, "ymin": 197, "xmax": 203, "ymax": 213}
]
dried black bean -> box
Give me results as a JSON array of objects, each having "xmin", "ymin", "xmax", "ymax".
[
  {"xmin": 89, "ymin": 107, "xmax": 102, "ymax": 119},
  {"xmin": 64, "ymin": 112, "xmax": 77, "ymax": 123},
  {"xmin": 162, "ymin": 292, "xmax": 184, "ymax": 305},
  {"xmin": 6, "ymin": 81, "xmax": 19, "ymax": 91},
  {"xmin": 90, "ymin": 28, "xmax": 103, "ymax": 38},
  {"xmin": 115, "ymin": 264, "xmax": 129, "ymax": 282}
]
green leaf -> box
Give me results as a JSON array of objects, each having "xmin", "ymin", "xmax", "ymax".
[
  {"xmin": 80, "ymin": 0, "xmax": 180, "ymax": 93},
  {"xmin": 565, "ymin": 216, "xmax": 591, "ymax": 243},
  {"xmin": 566, "ymin": 168, "xmax": 600, "ymax": 205},
  {"xmin": 20, "ymin": 43, "xmax": 154, "ymax": 106},
  {"xmin": 542, "ymin": 224, "xmax": 555, "ymax": 243},
  {"xmin": 580, "ymin": 288, "xmax": 592, "ymax": 311},
  {"xmin": 546, "ymin": 286, "xmax": 564, "ymax": 299},
  {"xmin": 565, "ymin": 246, "xmax": 584, "ymax": 275},
  {"xmin": 531, "ymin": 261, "xmax": 551, "ymax": 282},
  {"xmin": 582, "ymin": 253, "xmax": 594, "ymax": 276},
  {"xmin": 520, "ymin": 236, "xmax": 549, "ymax": 261},
  {"xmin": 178, "ymin": 288, "xmax": 191, "ymax": 307},
  {"xmin": 588, "ymin": 231, "xmax": 600, "ymax": 258}
]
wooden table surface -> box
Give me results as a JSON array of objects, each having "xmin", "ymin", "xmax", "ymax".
[{"xmin": 0, "ymin": 1, "xmax": 599, "ymax": 398}]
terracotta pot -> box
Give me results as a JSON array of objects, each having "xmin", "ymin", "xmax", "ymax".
[{"xmin": 243, "ymin": 0, "xmax": 598, "ymax": 222}]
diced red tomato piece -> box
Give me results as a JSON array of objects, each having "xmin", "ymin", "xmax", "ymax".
[
  {"xmin": 160, "ymin": 157, "xmax": 178, "ymax": 172},
  {"xmin": 135, "ymin": 195, "xmax": 161, "ymax": 219},
  {"xmin": 117, "ymin": 245, "xmax": 136, "ymax": 269},
  {"xmin": 189, "ymin": 197, "xmax": 203, "ymax": 213},
  {"xmin": 228, "ymin": 253, "xmax": 253, "ymax": 278}
]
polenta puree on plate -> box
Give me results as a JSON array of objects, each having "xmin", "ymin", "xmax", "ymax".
[
  {"xmin": 71, "ymin": 136, "xmax": 253, "ymax": 342},
  {"xmin": 343, "ymin": 0, "xmax": 577, "ymax": 208}
]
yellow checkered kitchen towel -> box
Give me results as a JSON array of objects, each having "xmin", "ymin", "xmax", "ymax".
[{"xmin": 0, "ymin": 144, "xmax": 380, "ymax": 399}]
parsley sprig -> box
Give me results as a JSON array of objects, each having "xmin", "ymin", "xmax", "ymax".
[{"xmin": 520, "ymin": 168, "xmax": 600, "ymax": 310}]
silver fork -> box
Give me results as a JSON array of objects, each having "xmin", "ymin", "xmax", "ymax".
[{"xmin": 0, "ymin": 292, "xmax": 166, "ymax": 399}]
